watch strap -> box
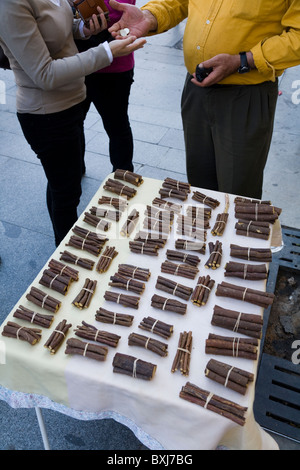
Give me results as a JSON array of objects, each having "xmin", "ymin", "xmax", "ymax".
[{"xmin": 238, "ymin": 51, "xmax": 250, "ymax": 74}]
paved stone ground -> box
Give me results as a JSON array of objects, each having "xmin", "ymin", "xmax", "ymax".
[{"xmin": 0, "ymin": 5, "xmax": 299, "ymax": 449}]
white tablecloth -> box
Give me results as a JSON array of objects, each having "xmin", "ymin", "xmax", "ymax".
[{"xmin": 0, "ymin": 174, "xmax": 279, "ymax": 450}]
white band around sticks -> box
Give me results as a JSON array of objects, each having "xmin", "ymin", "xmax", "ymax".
[
  {"xmin": 232, "ymin": 337, "xmax": 240, "ymax": 357},
  {"xmin": 224, "ymin": 366, "xmax": 234, "ymax": 387},
  {"xmin": 172, "ymin": 283, "xmax": 179, "ymax": 295},
  {"xmin": 59, "ymin": 265, "xmax": 67, "ymax": 275},
  {"xmin": 233, "ymin": 312, "xmax": 242, "ymax": 332},
  {"xmin": 204, "ymin": 392, "xmax": 214, "ymax": 409},
  {"xmin": 50, "ymin": 274, "xmax": 59, "ymax": 289},
  {"xmin": 150, "ymin": 319, "xmax": 159, "ymax": 333},
  {"xmin": 82, "ymin": 288, "xmax": 94, "ymax": 294},
  {"xmin": 246, "ymin": 221, "xmax": 252, "ymax": 236},
  {"xmin": 197, "ymin": 283, "xmax": 211, "ymax": 291},
  {"xmin": 42, "ymin": 294, "xmax": 49, "ymax": 309},
  {"xmin": 132, "ymin": 358, "xmax": 139, "ymax": 378},
  {"xmin": 177, "ymin": 347, "xmax": 191, "ymax": 354},
  {"xmin": 83, "ymin": 343, "xmax": 89, "ymax": 356},
  {"xmin": 30, "ymin": 312, "xmax": 37, "ymax": 324},
  {"xmin": 54, "ymin": 329, "xmax": 65, "ymax": 337},
  {"xmin": 16, "ymin": 327, "xmax": 25, "ymax": 339}
]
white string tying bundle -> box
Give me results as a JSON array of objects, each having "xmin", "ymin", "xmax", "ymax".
[
  {"xmin": 132, "ymin": 358, "xmax": 139, "ymax": 378},
  {"xmin": 224, "ymin": 366, "xmax": 234, "ymax": 387},
  {"xmin": 83, "ymin": 342, "xmax": 89, "ymax": 356},
  {"xmin": 53, "ymin": 329, "xmax": 65, "ymax": 337},
  {"xmin": 232, "ymin": 337, "xmax": 240, "ymax": 357},
  {"xmin": 49, "ymin": 274, "xmax": 59, "ymax": 289},
  {"xmin": 233, "ymin": 312, "xmax": 242, "ymax": 332},
  {"xmin": 59, "ymin": 265, "xmax": 67, "ymax": 275},
  {"xmin": 132, "ymin": 266, "xmax": 138, "ymax": 278},
  {"xmin": 30, "ymin": 312, "xmax": 37, "ymax": 324},
  {"xmin": 204, "ymin": 392, "xmax": 214, "ymax": 409},
  {"xmin": 177, "ymin": 347, "xmax": 191, "ymax": 354},
  {"xmin": 41, "ymin": 294, "xmax": 49, "ymax": 309},
  {"xmin": 172, "ymin": 283, "xmax": 179, "ymax": 295},
  {"xmin": 119, "ymin": 185, "xmax": 127, "ymax": 196},
  {"xmin": 197, "ymin": 283, "xmax": 211, "ymax": 291},
  {"xmin": 82, "ymin": 287, "xmax": 95, "ymax": 294},
  {"xmin": 246, "ymin": 221, "xmax": 252, "ymax": 236},
  {"xmin": 16, "ymin": 327, "xmax": 25, "ymax": 340},
  {"xmin": 150, "ymin": 319, "xmax": 159, "ymax": 333}
]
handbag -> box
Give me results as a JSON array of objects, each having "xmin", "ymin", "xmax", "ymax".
[
  {"xmin": 0, "ymin": 45, "xmax": 10, "ymax": 70},
  {"xmin": 73, "ymin": 0, "xmax": 109, "ymax": 25}
]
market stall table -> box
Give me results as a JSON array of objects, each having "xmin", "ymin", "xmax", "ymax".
[{"xmin": 0, "ymin": 172, "xmax": 280, "ymax": 450}]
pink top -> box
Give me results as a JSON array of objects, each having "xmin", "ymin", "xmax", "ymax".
[{"xmin": 97, "ymin": 0, "xmax": 136, "ymax": 73}]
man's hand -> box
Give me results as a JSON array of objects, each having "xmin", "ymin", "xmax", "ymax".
[
  {"xmin": 192, "ymin": 52, "xmax": 256, "ymax": 86},
  {"xmin": 108, "ymin": 0, "xmax": 157, "ymax": 38},
  {"xmin": 191, "ymin": 53, "xmax": 241, "ymax": 87}
]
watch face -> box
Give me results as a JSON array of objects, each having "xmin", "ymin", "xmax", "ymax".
[
  {"xmin": 238, "ymin": 52, "xmax": 250, "ymax": 74},
  {"xmin": 239, "ymin": 65, "xmax": 250, "ymax": 74}
]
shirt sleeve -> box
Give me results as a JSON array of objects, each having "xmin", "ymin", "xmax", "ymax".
[
  {"xmin": 141, "ymin": 0, "xmax": 189, "ymax": 34},
  {"xmin": 251, "ymin": 0, "xmax": 300, "ymax": 80}
]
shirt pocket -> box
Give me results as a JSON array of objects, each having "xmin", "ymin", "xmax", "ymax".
[{"xmin": 230, "ymin": 0, "xmax": 286, "ymax": 22}]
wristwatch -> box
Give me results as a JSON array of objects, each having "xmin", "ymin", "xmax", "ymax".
[{"xmin": 238, "ymin": 52, "xmax": 250, "ymax": 74}]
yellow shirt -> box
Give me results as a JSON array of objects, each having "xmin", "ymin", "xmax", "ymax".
[{"xmin": 142, "ymin": 0, "xmax": 300, "ymax": 84}]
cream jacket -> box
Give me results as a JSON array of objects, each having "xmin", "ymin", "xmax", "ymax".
[{"xmin": 0, "ymin": 0, "xmax": 112, "ymax": 113}]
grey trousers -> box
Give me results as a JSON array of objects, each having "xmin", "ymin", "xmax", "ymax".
[{"xmin": 181, "ymin": 74, "xmax": 278, "ymax": 199}]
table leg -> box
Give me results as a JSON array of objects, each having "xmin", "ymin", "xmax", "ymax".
[{"xmin": 35, "ymin": 407, "xmax": 50, "ymax": 450}]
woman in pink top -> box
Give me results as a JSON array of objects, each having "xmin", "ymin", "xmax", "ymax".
[{"xmin": 82, "ymin": 0, "xmax": 136, "ymax": 173}]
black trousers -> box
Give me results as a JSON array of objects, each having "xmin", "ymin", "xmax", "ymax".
[
  {"xmin": 83, "ymin": 69, "xmax": 134, "ymax": 172},
  {"xmin": 17, "ymin": 102, "xmax": 85, "ymax": 246},
  {"xmin": 181, "ymin": 75, "xmax": 278, "ymax": 199}
]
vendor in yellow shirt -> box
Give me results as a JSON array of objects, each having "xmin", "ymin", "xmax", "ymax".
[{"xmin": 109, "ymin": 0, "xmax": 300, "ymax": 199}]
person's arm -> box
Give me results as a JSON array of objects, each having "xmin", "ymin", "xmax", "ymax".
[
  {"xmin": 108, "ymin": 0, "xmax": 188, "ymax": 37},
  {"xmin": 108, "ymin": 0, "xmax": 158, "ymax": 37},
  {"xmin": 251, "ymin": 0, "xmax": 300, "ymax": 80},
  {"xmin": 193, "ymin": 0, "xmax": 300, "ymax": 87},
  {"xmin": 0, "ymin": 1, "xmax": 145, "ymax": 90},
  {"xmin": 191, "ymin": 52, "xmax": 256, "ymax": 87}
]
